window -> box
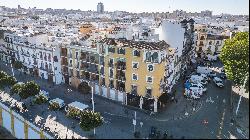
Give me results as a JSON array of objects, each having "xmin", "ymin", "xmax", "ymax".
[
  {"xmin": 198, "ymin": 47, "xmax": 202, "ymax": 52},
  {"xmin": 75, "ymin": 52, "xmax": 79, "ymax": 59},
  {"xmin": 109, "ymin": 68, "xmax": 114, "ymax": 78},
  {"xmin": 147, "ymin": 64, "xmax": 154, "ymax": 72},
  {"xmin": 101, "ymin": 77, "xmax": 105, "ymax": 86},
  {"xmin": 209, "ymin": 41, "xmax": 212, "ymax": 45},
  {"xmin": 146, "ymin": 76, "xmax": 153, "ymax": 83},
  {"xmin": 200, "ymin": 36, "xmax": 205, "ymax": 40},
  {"xmin": 108, "ymin": 47, "xmax": 115, "ymax": 53},
  {"xmin": 109, "ymin": 80, "xmax": 114, "ymax": 88},
  {"xmin": 100, "ymin": 56, "xmax": 104, "ymax": 65},
  {"xmin": 109, "ymin": 58, "xmax": 114, "ymax": 67},
  {"xmin": 132, "ymin": 73, "xmax": 138, "ymax": 81},
  {"xmin": 146, "ymin": 52, "xmax": 151, "ymax": 62},
  {"xmin": 132, "ymin": 62, "xmax": 139, "ymax": 69},
  {"xmin": 131, "ymin": 85, "xmax": 138, "ymax": 95},
  {"xmin": 118, "ymin": 48, "xmax": 126, "ymax": 55},
  {"xmin": 146, "ymin": 88, "xmax": 152, "ymax": 98},
  {"xmin": 199, "ymin": 41, "xmax": 204, "ymax": 46},
  {"xmin": 69, "ymin": 60, "xmax": 73, "ymax": 67},
  {"xmin": 133, "ymin": 50, "xmax": 140, "ymax": 57},
  {"xmin": 151, "ymin": 52, "xmax": 159, "ymax": 63},
  {"xmin": 100, "ymin": 66, "xmax": 104, "ymax": 75}
]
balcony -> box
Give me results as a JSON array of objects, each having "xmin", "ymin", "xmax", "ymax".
[
  {"xmin": 116, "ymin": 70, "xmax": 126, "ymax": 81},
  {"xmin": 108, "ymin": 63, "xmax": 114, "ymax": 68},
  {"xmin": 116, "ymin": 81, "xmax": 125, "ymax": 92}
]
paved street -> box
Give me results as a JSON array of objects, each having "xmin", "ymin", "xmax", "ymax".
[{"xmin": 0, "ymin": 60, "xmax": 248, "ymax": 139}]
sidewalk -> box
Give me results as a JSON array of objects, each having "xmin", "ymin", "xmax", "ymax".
[
  {"xmin": 0, "ymin": 60, "xmax": 203, "ymax": 123},
  {"xmin": 231, "ymin": 93, "xmax": 249, "ymax": 139},
  {"xmin": 154, "ymin": 81, "xmax": 203, "ymax": 121}
]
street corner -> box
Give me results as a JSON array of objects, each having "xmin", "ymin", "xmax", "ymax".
[{"xmin": 154, "ymin": 97, "xmax": 204, "ymax": 122}]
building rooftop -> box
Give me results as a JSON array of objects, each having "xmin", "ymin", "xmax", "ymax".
[{"xmin": 101, "ymin": 38, "xmax": 169, "ymax": 50}]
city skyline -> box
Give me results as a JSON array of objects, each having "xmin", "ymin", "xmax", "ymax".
[{"xmin": 0, "ymin": 0, "xmax": 249, "ymax": 15}]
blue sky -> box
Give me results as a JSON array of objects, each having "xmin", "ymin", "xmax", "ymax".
[{"xmin": 0, "ymin": 0, "xmax": 249, "ymax": 15}]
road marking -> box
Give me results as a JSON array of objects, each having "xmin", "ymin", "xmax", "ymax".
[
  {"xmin": 103, "ymin": 112, "xmax": 127, "ymax": 118},
  {"xmin": 217, "ymin": 108, "xmax": 226, "ymax": 139}
]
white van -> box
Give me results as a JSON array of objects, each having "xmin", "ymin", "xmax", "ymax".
[
  {"xmin": 65, "ymin": 101, "xmax": 89, "ymax": 119},
  {"xmin": 197, "ymin": 66, "xmax": 212, "ymax": 75},
  {"xmin": 190, "ymin": 75, "xmax": 203, "ymax": 82}
]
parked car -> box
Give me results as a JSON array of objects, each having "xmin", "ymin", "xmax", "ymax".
[
  {"xmin": 208, "ymin": 71, "xmax": 217, "ymax": 78},
  {"xmin": 197, "ymin": 66, "xmax": 212, "ymax": 75},
  {"xmin": 200, "ymin": 79, "xmax": 208, "ymax": 85},
  {"xmin": 184, "ymin": 88, "xmax": 201, "ymax": 99},
  {"xmin": 197, "ymin": 73, "xmax": 210, "ymax": 81},
  {"xmin": 213, "ymin": 77, "xmax": 224, "ymax": 87},
  {"xmin": 188, "ymin": 86, "xmax": 203, "ymax": 96},
  {"xmin": 190, "ymin": 83, "xmax": 207, "ymax": 92}
]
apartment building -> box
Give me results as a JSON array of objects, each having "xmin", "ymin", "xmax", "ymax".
[
  {"xmin": 194, "ymin": 24, "xmax": 229, "ymax": 58},
  {"xmin": 60, "ymin": 37, "xmax": 171, "ymax": 112},
  {"xmin": 0, "ymin": 31, "xmax": 63, "ymax": 84}
]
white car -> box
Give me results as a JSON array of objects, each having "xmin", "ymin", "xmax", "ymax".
[
  {"xmin": 197, "ymin": 73, "xmax": 210, "ymax": 81},
  {"xmin": 184, "ymin": 89, "xmax": 201, "ymax": 99},
  {"xmin": 190, "ymin": 83, "xmax": 207, "ymax": 92},
  {"xmin": 213, "ymin": 77, "xmax": 224, "ymax": 87},
  {"xmin": 208, "ymin": 71, "xmax": 217, "ymax": 78},
  {"xmin": 200, "ymin": 79, "xmax": 208, "ymax": 85}
]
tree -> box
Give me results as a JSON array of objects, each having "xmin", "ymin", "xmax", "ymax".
[
  {"xmin": 78, "ymin": 82, "xmax": 91, "ymax": 95},
  {"xmin": 33, "ymin": 95, "xmax": 48, "ymax": 105},
  {"xmin": 0, "ymin": 75, "xmax": 17, "ymax": 87},
  {"xmin": 220, "ymin": 32, "xmax": 249, "ymax": 92},
  {"xmin": 19, "ymin": 81, "xmax": 40, "ymax": 99},
  {"xmin": 11, "ymin": 83, "xmax": 23, "ymax": 95},
  {"xmin": 79, "ymin": 110, "xmax": 103, "ymax": 131},
  {"xmin": 0, "ymin": 71, "xmax": 8, "ymax": 79},
  {"xmin": 6, "ymin": 76, "xmax": 17, "ymax": 86}
]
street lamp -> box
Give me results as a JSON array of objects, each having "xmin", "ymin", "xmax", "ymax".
[
  {"xmin": 91, "ymin": 82, "xmax": 96, "ymax": 135},
  {"xmin": 10, "ymin": 60, "xmax": 14, "ymax": 77}
]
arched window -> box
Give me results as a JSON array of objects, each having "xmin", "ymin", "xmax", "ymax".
[{"xmin": 200, "ymin": 36, "xmax": 205, "ymax": 40}]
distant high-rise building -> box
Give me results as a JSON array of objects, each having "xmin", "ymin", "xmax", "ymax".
[
  {"xmin": 97, "ymin": 2, "xmax": 104, "ymax": 13},
  {"xmin": 18, "ymin": 5, "xmax": 21, "ymax": 9}
]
